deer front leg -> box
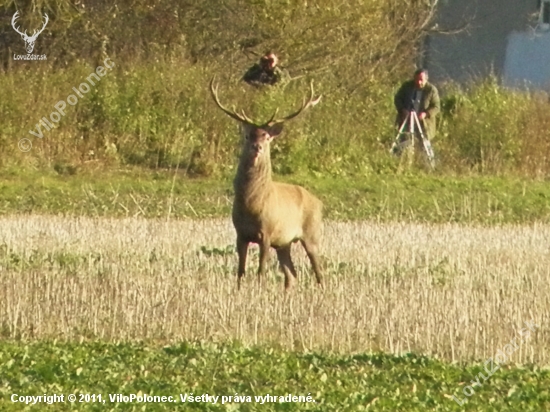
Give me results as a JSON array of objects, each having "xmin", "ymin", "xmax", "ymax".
[{"xmin": 236, "ymin": 235, "xmax": 248, "ymax": 290}]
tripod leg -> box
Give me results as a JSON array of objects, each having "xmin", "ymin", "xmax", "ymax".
[
  {"xmin": 391, "ymin": 114, "xmax": 412, "ymax": 157},
  {"xmin": 394, "ymin": 113, "xmax": 414, "ymax": 170},
  {"xmin": 412, "ymin": 112, "xmax": 435, "ymax": 169}
]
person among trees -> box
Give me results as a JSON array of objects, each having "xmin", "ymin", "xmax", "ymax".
[
  {"xmin": 242, "ymin": 52, "xmax": 287, "ymax": 87},
  {"xmin": 393, "ymin": 68, "xmax": 440, "ymax": 167}
]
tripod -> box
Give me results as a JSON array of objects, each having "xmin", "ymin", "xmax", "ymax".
[{"xmin": 391, "ymin": 110, "xmax": 435, "ymax": 170}]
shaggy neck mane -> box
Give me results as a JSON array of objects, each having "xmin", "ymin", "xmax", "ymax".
[{"xmin": 234, "ymin": 152, "xmax": 273, "ymax": 206}]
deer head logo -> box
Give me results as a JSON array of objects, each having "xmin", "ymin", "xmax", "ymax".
[{"xmin": 12, "ymin": 11, "xmax": 49, "ymax": 54}]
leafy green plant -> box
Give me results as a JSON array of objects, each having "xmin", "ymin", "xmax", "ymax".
[{"xmin": 0, "ymin": 341, "xmax": 548, "ymax": 411}]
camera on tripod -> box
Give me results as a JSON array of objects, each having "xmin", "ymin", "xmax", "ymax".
[{"xmin": 390, "ymin": 105, "xmax": 435, "ymax": 169}]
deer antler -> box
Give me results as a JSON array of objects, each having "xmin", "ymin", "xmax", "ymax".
[
  {"xmin": 11, "ymin": 11, "xmax": 28, "ymax": 37},
  {"xmin": 209, "ymin": 77, "xmax": 321, "ymax": 127},
  {"xmin": 209, "ymin": 77, "xmax": 256, "ymax": 125},
  {"xmin": 266, "ymin": 81, "xmax": 322, "ymax": 126},
  {"xmin": 12, "ymin": 12, "xmax": 48, "ymax": 40}
]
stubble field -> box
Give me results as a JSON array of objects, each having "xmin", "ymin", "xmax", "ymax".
[{"xmin": 1, "ymin": 215, "xmax": 548, "ymax": 365}]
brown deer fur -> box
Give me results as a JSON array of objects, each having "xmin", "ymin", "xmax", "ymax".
[{"xmin": 210, "ymin": 79, "xmax": 323, "ymax": 290}]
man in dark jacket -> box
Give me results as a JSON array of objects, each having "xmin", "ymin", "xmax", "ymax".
[
  {"xmin": 242, "ymin": 52, "xmax": 287, "ymax": 87},
  {"xmin": 393, "ymin": 69, "xmax": 440, "ymax": 168}
]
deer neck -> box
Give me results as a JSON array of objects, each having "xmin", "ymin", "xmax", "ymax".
[{"xmin": 233, "ymin": 152, "xmax": 273, "ymax": 206}]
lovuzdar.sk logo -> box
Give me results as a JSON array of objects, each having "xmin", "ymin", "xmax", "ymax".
[{"xmin": 12, "ymin": 10, "xmax": 48, "ymax": 61}]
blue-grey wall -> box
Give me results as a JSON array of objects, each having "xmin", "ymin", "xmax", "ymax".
[
  {"xmin": 426, "ymin": 1, "xmax": 536, "ymax": 85},
  {"xmin": 503, "ymin": 30, "xmax": 550, "ymax": 91}
]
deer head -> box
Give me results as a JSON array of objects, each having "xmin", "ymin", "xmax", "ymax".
[
  {"xmin": 209, "ymin": 78, "xmax": 321, "ymax": 166},
  {"xmin": 12, "ymin": 11, "xmax": 49, "ymax": 54}
]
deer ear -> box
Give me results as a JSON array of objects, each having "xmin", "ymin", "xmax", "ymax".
[{"xmin": 267, "ymin": 123, "xmax": 284, "ymax": 138}]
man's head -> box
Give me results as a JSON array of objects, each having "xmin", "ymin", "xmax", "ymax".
[
  {"xmin": 413, "ymin": 69, "xmax": 428, "ymax": 89},
  {"xmin": 260, "ymin": 52, "xmax": 278, "ymax": 70}
]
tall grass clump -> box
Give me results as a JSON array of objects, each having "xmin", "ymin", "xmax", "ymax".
[{"xmin": 437, "ymin": 77, "xmax": 550, "ymax": 176}]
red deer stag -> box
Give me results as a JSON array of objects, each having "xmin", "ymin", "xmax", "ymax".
[{"xmin": 210, "ymin": 78, "xmax": 323, "ymax": 290}]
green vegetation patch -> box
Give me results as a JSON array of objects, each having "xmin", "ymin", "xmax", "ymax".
[
  {"xmin": 0, "ymin": 341, "xmax": 549, "ymax": 411},
  {"xmin": 2, "ymin": 168, "xmax": 550, "ymax": 223}
]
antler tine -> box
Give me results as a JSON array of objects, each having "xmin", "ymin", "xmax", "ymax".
[
  {"xmin": 239, "ymin": 109, "xmax": 255, "ymax": 125},
  {"xmin": 265, "ymin": 108, "xmax": 280, "ymax": 125},
  {"xmin": 209, "ymin": 77, "xmax": 256, "ymax": 125},
  {"xmin": 11, "ymin": 11, "xmax": 28, "ymax": 36},
  {"xmin": 266, "ymin": 81, "xmax": 322, "ymax": 126}
]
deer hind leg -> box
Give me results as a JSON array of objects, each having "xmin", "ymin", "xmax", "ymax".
[
  {"xmin": 257, "ymin": 236, "xmax": 271, "ymax": 287},
  {"xmin": 276, "ymin": 246, "xmax": 298, "ymax": 291},
  {"xmin": 300, "ymin": 238, "xmax": 323, "ymax": 287},
  {"xmin": 236, "ymin": 235, "xmax": 249, "ymax": 290}
]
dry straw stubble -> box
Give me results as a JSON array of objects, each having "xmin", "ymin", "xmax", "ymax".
[{"xmin": 0, "ymin": 216, "xmax": 548, "ymax": 365}]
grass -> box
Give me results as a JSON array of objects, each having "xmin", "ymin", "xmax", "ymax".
[
  {"xmin": 0, "ymin": 215, "xmax": 548, "ymax": 366},
  {"xmin": 2, "ymin": 167, "xmax": 550, "ymax": 223},
  {"xmin": 1, "ymin": 340, "xmax": 549, "ymax": 411}
]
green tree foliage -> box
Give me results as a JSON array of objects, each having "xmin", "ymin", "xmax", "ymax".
[{"xmin": 1, "ymin": 0, "xmax": 430, "ymax": 76}]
